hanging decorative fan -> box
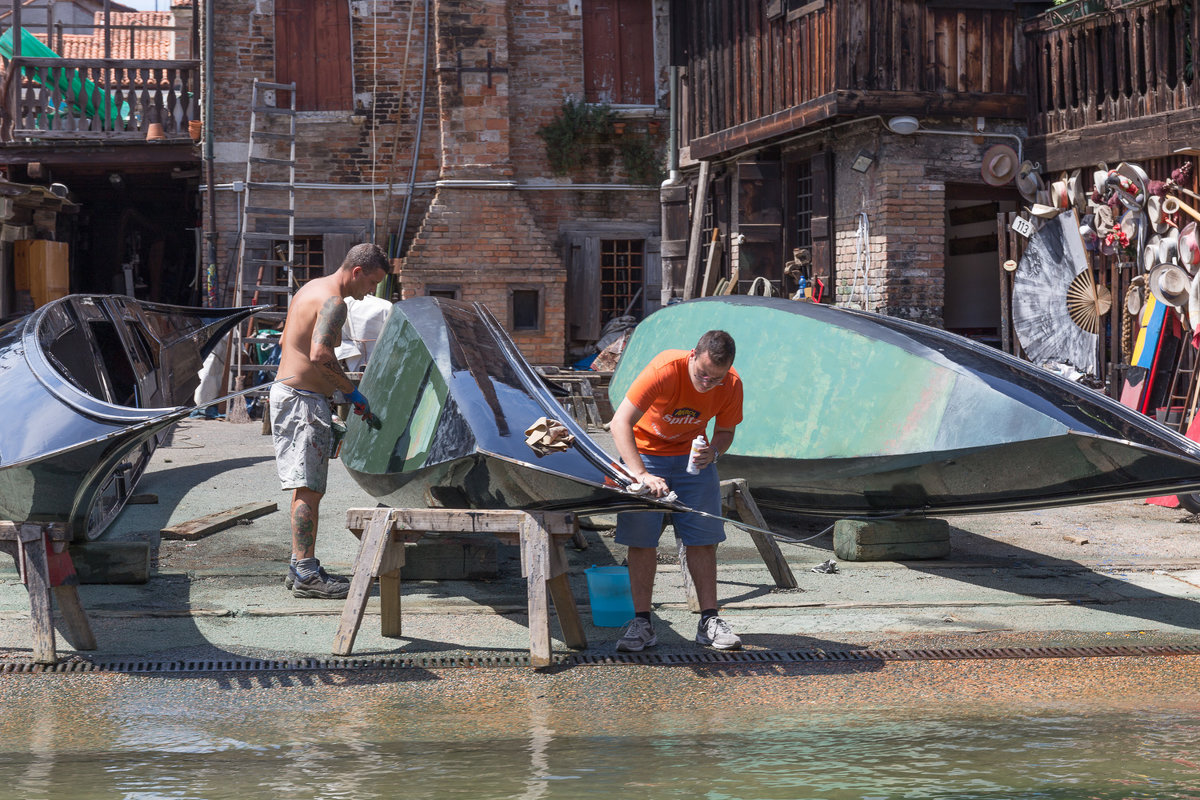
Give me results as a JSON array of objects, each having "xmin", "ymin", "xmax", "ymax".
[
  {"xmin": 1012, "ymin": 211, "xmax": 1101, "ymax": 375},
  {"xmin": 1065, "ymin": 269, "xmax": 1112, "ymax": 334}
]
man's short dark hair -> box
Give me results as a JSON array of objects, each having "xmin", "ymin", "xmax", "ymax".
[
  {"xmin": 341, "ymin": 243, "xmax": 389, "ymax": 275},
  {"xmin": 696, "ymin": 330, "xmax": 735, "ymax": 366}
]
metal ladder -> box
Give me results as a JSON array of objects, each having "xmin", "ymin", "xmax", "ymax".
[{"xmin": 229, "ymin": 79, "xmax": 297, "ymax": 418}]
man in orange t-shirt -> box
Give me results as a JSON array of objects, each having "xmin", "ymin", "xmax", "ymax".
[{"xmin": 609, "ymin": 329, "xmax": 744, "ymax": 652}]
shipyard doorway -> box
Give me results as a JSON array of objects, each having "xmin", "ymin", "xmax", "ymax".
[
  {"xmin": 944, "ymin": 185, "xmax": 1018, "ymax": 346},
  {"xmin": 5, "ymin": 160, "xmax": 201, "ymax": 308}
]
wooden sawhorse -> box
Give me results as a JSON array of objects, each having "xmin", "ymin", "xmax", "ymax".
[
  {"xmin": 333, "ymin": 508, "xmax": 587, "ymax": 667},
  {"xmin": 0, "ymin": 522, "xmax": 96, "ymax": 664},
  {"xmin": 675, "ymin": 478, "xmax": 799, "ymax": 611}
]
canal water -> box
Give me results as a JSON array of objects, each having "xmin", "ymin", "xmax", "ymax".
[{"xmin": 1, "ymin": 660, "xmax": 1199, "ymax": 799}]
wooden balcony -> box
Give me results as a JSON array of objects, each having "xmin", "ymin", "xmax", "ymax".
[
  {"xmin": 1, "ymin": 57, "xmax": 200, "ymax": 142},
  {"xmin": 677, "ymin": 0, "xmax": 1027, "ymax": 160},
  {"xmin": 1024, "ymin": 0, "xmax": 1200, "ymax": 167}
]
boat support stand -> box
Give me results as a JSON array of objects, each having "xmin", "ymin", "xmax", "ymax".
[
  {"xmin": 0, "ymin": 521, "xmax": 96, "ymax": 664},
  {"xmin": 334, "ymin": 507, "xmax": 585, "ymax": 668}
]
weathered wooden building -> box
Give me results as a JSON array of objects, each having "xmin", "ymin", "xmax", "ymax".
[
  {"xmin": 663, "ymin": 0, "xmax": 1033, "ymax": 339},
  {"xmin": 664, "ymin": 0, "xmax": 1200, "ymax": 351}
]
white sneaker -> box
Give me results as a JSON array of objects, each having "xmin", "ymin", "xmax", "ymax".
[
  {"xmin": 696, "ymin": 616, "xmax": 741, "ymax": 650},
  {"xmin": 615, "ymin": 617, "xmax": 657, "ymax": 652}
]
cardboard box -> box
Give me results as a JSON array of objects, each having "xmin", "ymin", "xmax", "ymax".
[{"xmin": 14, "ymin": 239, "xmax": 69, "ymax": 309}]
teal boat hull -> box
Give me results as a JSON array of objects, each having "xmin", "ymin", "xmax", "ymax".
[
  {"xmin": 341, "ymin": 298, "xmax": 660, "ymax": 513},
  {"xmin": 611, "ymin": 297, "xmax": 1200, "ymax": 516}
]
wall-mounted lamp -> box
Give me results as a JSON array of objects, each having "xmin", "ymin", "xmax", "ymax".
[
  {"xmin": 850, "ymin": 149, "xmax": 876, "ymax": 173},
  {"xmin": 886, "ymin": 115, "xmax": 920, "ymax": 135}
]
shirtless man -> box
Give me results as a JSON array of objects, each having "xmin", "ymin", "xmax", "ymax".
[{"xmin": 270, "ymin": 242, "xmax": 389, "ymax": 598}]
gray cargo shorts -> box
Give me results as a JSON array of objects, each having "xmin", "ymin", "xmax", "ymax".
[{"xmin": 269, "ymin": 382, "xmax": 334, "ymax": 494}]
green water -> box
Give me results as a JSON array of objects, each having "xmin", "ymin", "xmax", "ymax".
[{"xmin": 1, "ymin": 671, "xmax": 1199, "ymax": 799}]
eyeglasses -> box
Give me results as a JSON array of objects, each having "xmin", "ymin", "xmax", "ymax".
[{"xmin": 695, "ymin": 372, "xmax": 724, "ymax": 386}]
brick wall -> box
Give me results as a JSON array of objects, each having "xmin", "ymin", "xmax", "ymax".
[
  {"xmin": 400, "ymin": 187, "xmax": 566, "ymax": 363},
  {"xmin": 205, "ymin": 0, "xmax": 667, "ymax": 365},
  {"xmin": 828, "ymin": 120, "xmax": 1016, "ymax": 327}
]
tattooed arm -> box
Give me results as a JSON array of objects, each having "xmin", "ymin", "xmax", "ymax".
[{"xmin": 310, "ymin": 296, "xmax": 354, "ymax": 394}]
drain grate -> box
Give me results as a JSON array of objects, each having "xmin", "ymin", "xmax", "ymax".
[{"xmin": 4, "ymin": 644, "xmax": 1200, "ymax": 674}]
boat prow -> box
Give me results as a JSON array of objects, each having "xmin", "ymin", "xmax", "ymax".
[
  {"xmin": 0, "ymin": 295, "xmax": 262, "ymax": 539},
  {"xmin": 341, "ymin": 298, "xmax": 662, "ymax": 513}
]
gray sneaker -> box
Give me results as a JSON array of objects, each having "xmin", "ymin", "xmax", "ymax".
[
  {"xmin": 615, "ymin": 617, "xmax": 657, "ymax": 652},
  {"xmin": 289, "ymin": 566, "xmax": 351, "ymax": 599},
  {"xmin": 696, "ymin": 616, "xmax": 741, "ymax": 650},
  {"xmin": 284, "ymin": 565, "xmax": 349, "ymax": 591}
]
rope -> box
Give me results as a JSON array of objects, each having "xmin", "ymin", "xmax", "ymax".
[
  {"xmin": 850, "ymin": 211, "xmax": 872, "ymax": 309},
  {"xmin": 746, "ymin": 276, "xmax": 775, "ymax": 296},
  {"xmin": 378, "ymin": 0, "xmax": 419, "ymax": 249}
]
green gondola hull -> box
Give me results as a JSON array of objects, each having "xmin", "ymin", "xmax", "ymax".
[{"xmin": 611, "ymin": 297, "xmax": 1200, "ymax": 516}]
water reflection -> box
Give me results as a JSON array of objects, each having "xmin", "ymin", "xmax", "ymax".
[{"xmin": 2, "ymin": 675, "xmax": 1200, "ymax": 799}]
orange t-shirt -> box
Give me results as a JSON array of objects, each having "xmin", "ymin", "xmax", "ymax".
[{"xmin": 625, "ymin": 349, "xmax": 743, "ymax": 456}]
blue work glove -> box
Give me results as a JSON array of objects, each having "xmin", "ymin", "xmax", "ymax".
[{"xmin": 346, "ymin": 388, "xmax": 370, "ymax": 417}]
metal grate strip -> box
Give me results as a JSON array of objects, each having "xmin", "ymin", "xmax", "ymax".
[{"xmin": 5, "ymin": 644, "xmax": 1200, "ymax": 674}]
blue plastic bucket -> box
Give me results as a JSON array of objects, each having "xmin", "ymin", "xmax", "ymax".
[{"xmin": 584, "ymin": 566, "xmax": 634, "ymax": 627}]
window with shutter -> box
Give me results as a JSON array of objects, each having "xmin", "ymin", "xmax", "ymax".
[
  {"xmin": 275, "ymin": 0, "xmax": 353, "ymax": 111},
  {"xmin": 583, "ymin": 0, "xmax": 654, "ymax": 105}
]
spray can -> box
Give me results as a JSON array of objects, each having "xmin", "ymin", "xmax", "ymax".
[{"xmin": 686, "ymin": 434, "xmax": 707, "ymax": 475}]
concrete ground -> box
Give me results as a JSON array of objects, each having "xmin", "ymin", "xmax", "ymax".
[{"xmin": 5, "ymin": 417, "xmax": 1200, "ymax": 664}]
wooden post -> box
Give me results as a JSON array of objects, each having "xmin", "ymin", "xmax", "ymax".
[
  {"xmin": 521, "ymin": 514, "xmax": 552, "ymax": 667},
  {"xmin": 0, "ymin": 522, "xmax": 96, "ymax": 663},
  {"xmin": 728, "ymin": 479, "xmax": 798, "ymax": 589},
  {"xmin": 332, "ymin": 509, "xmax": 396, "ymax": 656},
  {"xmin": 682, "ymin": 160, "xmax": 711, "ymax": 300},
  {"xmin": 378, "ymin": 530, "xmax": 407, "ymax": 639},
  {"xmin": 675, "ymin": 536, "xmax": 701, "ymax": 612},
  {"xmin": 18, "ymin": 524, "xmax": 55, "ymax": 664}
]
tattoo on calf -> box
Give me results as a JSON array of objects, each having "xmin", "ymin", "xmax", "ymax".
[{"xmin": 292, "ymin": 502, "xmax": 317, "ymax": 553}]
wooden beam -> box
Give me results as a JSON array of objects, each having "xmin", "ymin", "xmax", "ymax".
[
  {"xmin": 1025, "ymin": 106, "xmax": 1200, "ymax": 171},
  {"xmin": 686, "ymin": 89, "xmax": 1027, "ymax": 160},
  {"xmin": 160, "ymin": 501, "xmax": 278, "ymax": 541},
  {"xmin": 345, "ymin": 507, "xmax": 577, "ymax": 536},
  {"xmin": 682, "ymin": 159, "xmax": 711, "ymax": 300}
]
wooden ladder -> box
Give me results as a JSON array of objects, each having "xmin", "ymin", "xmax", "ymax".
[{"xmin": 229, "ymin": 79, "xmax": 297, "ymax": 418}]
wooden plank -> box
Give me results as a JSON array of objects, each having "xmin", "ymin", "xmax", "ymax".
[
  {"xmin": 160, "ymin": 501, "xmax": 278, "ymax": 541},
  {"xmin": 521, "ymin": 514, "xmax": 552, "ymax": 668},
  {"xmin": 729, "ymin": 479, "xmax": 798, "ymax": 589},
  {"xmin": 682, "ymin": 159, "xmax": 711, "ymax": 300},
  {"xmin": 700, "ymin": 227, "xmax": 722, "ymax": 297},
  {"xmin": 345, "ymin": 508, "xmax": 576, "ymax": 536},
  {"xmin": 547, "ymin": 535, "xmax": 586, "ymax": 649},
  {"xmin": 332, "ymin": 509, "xmax": 396, "ymax": 656}
]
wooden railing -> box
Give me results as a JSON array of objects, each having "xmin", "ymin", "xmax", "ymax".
[
  {"xmin": 1025, "ymin": 0, "xmax": 1200, "ymax": 137},
  {"xmin": 0, "ymin": 57, "xmax": 200, "ymax": 141},
  {"xmin": 679, "ymin": 1, "xmax": 1024, "ymax": 157}
]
